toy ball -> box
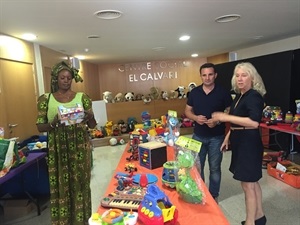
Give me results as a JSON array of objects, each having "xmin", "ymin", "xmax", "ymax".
[
  {"xmin": 118, "ymin": 138, "xmax": 125, "ymax": 145},
  {"xmin": 109, "ymin": 137, "xmax": 118, "ymax": 146}
]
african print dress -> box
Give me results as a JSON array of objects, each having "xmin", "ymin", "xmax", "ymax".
[{"xmin": 36, "ymin": 92, "xmax": 92, "ymax": 225}]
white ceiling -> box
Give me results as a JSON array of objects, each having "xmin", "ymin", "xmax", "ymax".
[{"xmin": 0, "ymin": 0, "xmax": 299, "ymax": 64}]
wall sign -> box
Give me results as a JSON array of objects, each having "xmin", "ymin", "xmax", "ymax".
[{"xmin": 118, "ymin": 61, "xmax": 187, "ymax": 82}]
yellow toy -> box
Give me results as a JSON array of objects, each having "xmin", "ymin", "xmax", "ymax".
[{"xmin": 105, "ymin": 121, "xmax": 113, "ymax": 136}]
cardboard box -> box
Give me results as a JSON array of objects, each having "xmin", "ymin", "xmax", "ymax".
[
  {"xmin": 58, "ymin": 103, "xmax": 84, "ymax": 126},
  {"xmin": 3, "ymin": 199, "xmax": 35, "ymax": 219},
  {"xmin": 267, "ymin": 161, "xmax": 300, "ymax": 189},
  {"xmin": 139, "ymin": 142, "xmax": 167, "ymax": 169}
]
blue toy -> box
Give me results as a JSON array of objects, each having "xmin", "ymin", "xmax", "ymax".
[{"xmin": 138, "ymin": 184, "xmax": 178, "ymax": 225}]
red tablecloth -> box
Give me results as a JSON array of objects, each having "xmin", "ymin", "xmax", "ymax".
[{"xmin": 97, "ymin": 144, "xmax": 230, "ymax": 225}]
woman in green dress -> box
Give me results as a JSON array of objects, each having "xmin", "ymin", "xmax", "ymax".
[{"xmin": 36, "ymin": 61, "xmax": 97, "ymax": 225}]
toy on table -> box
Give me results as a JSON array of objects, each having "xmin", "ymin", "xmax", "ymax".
[
  {"xmin": 161, "ymin": 161, "xmax": 179, "ymax": 188},
  {"xmin": 89, "ymin": 208, "xmax": 128, "ymax": 225},
  {"xmin": 125, "ymin": 163, "xmax": 137, "ymax": 173},
  {"xmin": 163, "ymin": 110, "xmax": 180, "ymax": 146},
  {"xmin": 114, "ymin": 172, "xmax": 134, "ymax": 191},
  {"xmin": 138, "ymin": 184, "xmax": 178, "ymax": 225},
  {"xmin": 123, "ymin": 210, "xmax": 138, "ymax": 225},
  {"xmin": 174, "ymin": 136, "xmax": 204, "ymax": 204},
  {"xmin": 100, "ymin": 186, "xmax": 147, "ymax": 211}
]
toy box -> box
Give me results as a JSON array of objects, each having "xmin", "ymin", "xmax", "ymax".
[
  {"xmin": 267, "ymin": 160, "xmax": 300, "ymax": 189},
  {"xmin": 58, "ymin": 103, "xmax": 84, "ymax": 126},
  {"xmin": 138, "ymin": 142, "xmax": 167, "ymax": 170}
]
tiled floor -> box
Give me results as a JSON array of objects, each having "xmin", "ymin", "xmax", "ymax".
[{"xmin": 1, "ymin": 144, "xmax": 300, "ymax": 225}]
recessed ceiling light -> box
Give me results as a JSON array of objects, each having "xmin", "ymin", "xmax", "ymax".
[
  {"xmin": 152, "ymin": 47, "xmax": 166, "ymax": 51},
  {"xmin": 22, "ymin": 33, "xmax": 37, "ymax": 41},
  {"xmin": 179, "ymin": 35, "xmax": 190, "ymax": 41},
  {"xmin": 215, "ymin": 14, "xmax": 241, "ymax": 23},
  {"xmin": 94, "ymin": 10, "xmax": 123, "ymax": 19},
  {"xmin": 252, "ymin": 35, "xmax": 264, "ymax": 40},
  {"xmin": 87, "ymin": 35, "xmax": 100, "ymax": 39},
  {"xmin": 191, "ymin": 53, "xmax": 198, "ymax": 57}
]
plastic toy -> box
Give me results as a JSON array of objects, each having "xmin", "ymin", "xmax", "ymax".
[
  {"xmin": 102, "ymin": 209, "xmax": 124, "ymax": 224},
  {"xmin": 89, "ymin": 209, "xmax": 125, "ymax": 225},
  {"xmin": 138, "ymin": 184, "xmax": 178, "ymax": 225},
  {"xmin": 125, "ymin": 163, "xmax": 138, "ymax": 173},
  {"xmin": 114, "ymin": 173, "xmax": 134, "ymax": 191},
  {"xmin": 162, "ymin": 161, "xmax": 179, "ymax": 188},
  {"xmin": 109, "ymin": 137, "xmax": 118, "ymax": 146},
  {"xmin": 123, "ymin": 211, "xmax": 138, "ymax": 225}
]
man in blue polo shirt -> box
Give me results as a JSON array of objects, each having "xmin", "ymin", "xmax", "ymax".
[{"xmin": 185, "ymin": 63, "xmax": 232, "ymax": 202}]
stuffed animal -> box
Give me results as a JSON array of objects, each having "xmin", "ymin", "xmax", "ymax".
[
  {"xmin": 124, "ymin": 92, "xmax": 135, "ymax": 101},
  {"xmin": 149, "ymin": 87, "xmax": 160, "ymax": 100},
  {"xmin": 142, "ymin": 94, "xmax": 152, "ymax": 104},
  {"xmin": 187, "ymin": 82, "xmax": 197, "ymax": 98},
  {"xmin": 175, "ymin": 86, "xmax": 186, "ymax": 99},
  {"xmin": 161, "ymin": 91, "xmax": 169, "ymax": 100},
  {"xmin": 112, "ymin": 124, "xmax": 121, "ymax": 136},
  {"xmin": 135, "ymin": 93, "xmax": 144, "ymax": 101},
  {"xmin": 103, "ymin": 91, "xmax": 114, "ymax": 103},
  {"xmin": 114, "ymin": 92, "xmax": 125, "ymax": 102},
  {"xmin": 127, "ymin": 117, "xmax": 138, "ymax": 132},
  {"xmin": 118, "ymin": 120, "xmax": 128, "ymax": 134},
  {"xmin": 105, "ymin": 121, "xmax": 113, "ymax": 136},
  {"xmin": 169, "ymin": 90, "xmax": 176, "ymax": 99}
]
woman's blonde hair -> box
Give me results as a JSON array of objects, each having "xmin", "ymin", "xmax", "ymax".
[{"xmin": 231, "ymin": 62, "xmax": 266, "ymax": 96}]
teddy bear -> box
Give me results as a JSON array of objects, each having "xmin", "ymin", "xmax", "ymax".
[
  {"xmin": 103, "ymin": 91, "xmax": 114, "ymax": 103},
  {"xmin": 142, "ymin": 94, "xmax": 152, "ymax": 104},
  {"xmin": 187, "ymin": 82, "xmax": 197, "ymax": 98},
  {"xmin": 114, "ymin": 92, "xmax": 124, "ymax": 102},
  {"xmin": 161, "ymin": 91, "xmax": 169, "ymax": 100},
  {"xmin": 175, "ymin": 86, "xmax": 186, "ymax": 99},
  {"xmin": 169, "ymin": 90, "xmax": 176, "ymax": 99},
  {"xmin": 124, "ymin": 92, "xmax": 135, "ymax": 101},
  {"xmin": 149, "ymin": 87, "xmax": 160, "ymax": 100},
  {"xmin": 135, "ymin": 93, "xmax": 144, "ymax": 101}
]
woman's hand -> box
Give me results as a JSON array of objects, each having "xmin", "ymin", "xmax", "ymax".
[
  {"xmin": 83, "ymin": 110, "xmax": 94, "ymax": 123},
  {"xmin": 50, "ymin": 114, "xmax": 60, "ymax": 127},
  {"xmin": 211, "ymin": 112, "xmax": 227, "ymax": 123}
]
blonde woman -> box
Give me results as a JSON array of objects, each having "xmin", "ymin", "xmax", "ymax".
[{"xmin": 212, "ymin": 62, "xmax": 266, "ymax": 225}]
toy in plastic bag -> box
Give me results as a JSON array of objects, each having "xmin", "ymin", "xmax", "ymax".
[
  {"xmin": 164, "ymin": 110, "xmax": 180, "ymax": 146},
  {"xmin": 174, "ymin": 136, "xmax": 205, "ymax": 204}
]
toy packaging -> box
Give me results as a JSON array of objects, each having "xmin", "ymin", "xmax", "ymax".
[
  {"xmin": 58, "ymin": 103, "xmax": 84, "ymax": 126},
  {"xmin": 174, "ymin": 136, "xmax": 205, "ymax": 204}
]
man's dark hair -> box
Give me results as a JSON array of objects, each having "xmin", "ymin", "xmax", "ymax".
[{"xmin": 200, "ymin": 63, "xmax": 216, "ymax": 73}]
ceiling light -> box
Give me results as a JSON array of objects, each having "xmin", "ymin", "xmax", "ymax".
[
  {"xmin": 215, "ymin": 14, "xmax": 241, "ymax": 23},
  {"xmin": 179, "ymin": 35, "xmax": 190, "ymax": 41},
  {"xmin": 94, "ymin": 10, "xmax": 123, "ymax": 19},
  {"xmin": 87, "ymin": 35, "xmax": 100, "ymax": 39},
  {"xmin": 191, "ymin": 53, "xmax": 198, "ymax": 57},
  {"xmin": 21, "ymin": 33, "xmax": 37, "ymax": 41},
  {"xmin": 152, "ymin": 47, "xmax": 166, "ymax": 51},
  {"xmin": 252, "ymin": 35, "xmax": 264, "ymax": 40}
]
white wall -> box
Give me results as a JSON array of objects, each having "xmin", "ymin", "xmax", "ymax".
[{"xmin": 233, "ymin": 35, "xmax": 300, "ymax": 60}]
